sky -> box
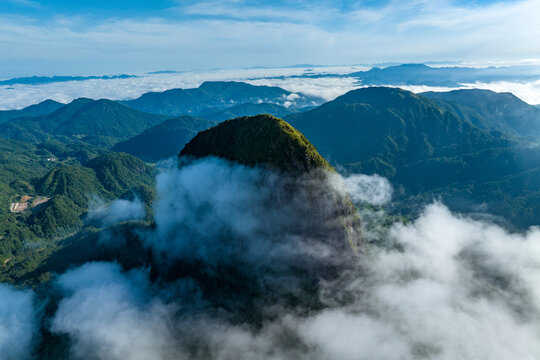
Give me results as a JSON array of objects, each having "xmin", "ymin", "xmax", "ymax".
[{"xmin": 1, "ymin": 0, "xmax": 540, "ymax": 77}]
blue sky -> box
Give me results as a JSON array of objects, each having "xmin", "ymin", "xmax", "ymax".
[{"xmin": 1, "ymin": 0, "xmax": 539, "ymax": 77}]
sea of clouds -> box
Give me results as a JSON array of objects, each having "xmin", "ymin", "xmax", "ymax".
[
  {"xmin": 0, "ymin": 66, "xmax": 361, "ymax": 110},
  {"xmin": 3, "ymin": 157, "xmax": 540, "ymax": 359},
  {"xmin": 2, "ymin": 64, "xmax": 540, "ymax": 111}
]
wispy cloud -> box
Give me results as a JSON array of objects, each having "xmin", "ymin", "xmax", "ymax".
[{"xmin": 1, "ymin": 0, "xmax": 540, "ymax": 76}]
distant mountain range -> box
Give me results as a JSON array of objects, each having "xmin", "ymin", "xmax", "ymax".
[
  {"xmin": 348, "ymin": 64, "xmax": 540, "ymax": 87},
  {"xmin": 122, "ymin": 81, "xmax": 323, "ymax": 116},
  {"xmin": 0, "ymin": 74, "xmax": 135, "ymax": 86}
]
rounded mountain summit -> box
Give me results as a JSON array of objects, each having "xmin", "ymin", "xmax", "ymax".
[
  {"xmin": 180, "ymin": 114, "xmax": 332, "ymax": 173},
  {"xmin": 180, "ymin": 114, "xmax": 363, "ymax": 258}
]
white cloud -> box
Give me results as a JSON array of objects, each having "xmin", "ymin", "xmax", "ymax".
[
  {"xmin": 0, "ymin": 66, "xmax": 360, "ymax": 110},
  {"xmin": 86, "ymin": 197, "xmax": 146, "ymax": 227},
  {"xmin": 51, "ymin": 262, "xmax": 177, "ymax": 360},
  {"xmin": 1, "ymin": 1, "xmax": 540, "ymax": 77},
  {"xmin": 331, "ymin": 173, "xmax": 393, "ymax": 206},
  {"xmin": 46, "ymin": 198, "xmax": 540, "ymax": 359},
  {"xmin": 0, "ymin": 284, "xmax": 37, "ymax": 360}
]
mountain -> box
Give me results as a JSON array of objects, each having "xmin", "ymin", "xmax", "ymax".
[
  {"xmin": 180, "ymin": 114, "xmax": 362, "ymax": 256},
  {"xmin": 122, "ymin": 81, "xmax": 322, "ymax": 116},
  {"xmin": 201, "ymin": 102, "xmax": 296, "ymax": 122},
  {"xmin": 35, "ymin": 165, "xmax": 107, "ymax": 208},
  {"xmin": 0, "ymin": 74, "xmax": 135, "ymax": 86},
  {"xmin": 181, "ymin": 114, "xmax": 332, "ymax": 173},
  {"xmin": 8, "ymin": 115, "xmax": 362, "ymax": 288},
  {"xmin": 0, "ymin": 149, "xmax": 155, "ymax": 283},
  {"xmin": 85, "ymin": 152, "xmax": 155, "ymax": 195},
  {"xmin": 285, "ymin": 87, "xmax": 540, "ymax": 227},
  {"xmin": 286, "ymin": 86, "xmax": 510, "ymax": 174},
  {"xmin": 29, "ymin": 153, "xmax": 154, "ymax": 239},
  {"xmin": 0, "ymin": 98, "xmax": 168, "ymax": 145},
  {"xmin": 421, "ymin": 89, "xmax": 540, "ymax": 138},
  {"xmin": 113, "ymin": 116, "xmax": 215, "ymax": 162},
  {"xmin": 349, "ymin": 64, "xmax": 538, "ymax": 87},
  {"xmin": 0, "ymin": 99, "xmax": 64, "ymax": 124}
]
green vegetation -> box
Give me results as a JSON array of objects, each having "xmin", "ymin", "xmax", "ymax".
[
  {"xmin": 422, "ymin": 89, "xmax": 540, "ymax": 138},
  {"xmin": 0, "ymin": 98, "xmax": 169, "ymax": 146},
  {"xmin": 86, "ymin": 152, "xmax": 155, "ymax": 195},
  {"xmin": 286, "ymin": 87, "xmax": 540, "ymax": 227},
  {"xmin": 3, "ymin": 83, "xmax": 540, "ymax": 287},
  {"xmin": 0, "ymin": 146, "xmax": 155, "ymax": 284},
  {"xmin": 0, "ymin": 99, "xmax": 63, "ymax": 124},
  {"xmin": 181, "ymin": 114, "xmax": 332, "ymax": 173},
  {"xmin": 113, "ymin": 116, "xmax": 216, "ymax": 162}
]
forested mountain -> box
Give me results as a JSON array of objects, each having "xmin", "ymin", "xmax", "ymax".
[
  {"xmin": 422, "ymin": 89, "xmax": 540, "ymax": 138},
  {"xmin": 122, "ymin": 81, "xmax": 322, "ymax": 116},
  {"xmin": 4, "ymin": 82, "xmax": 540, "ymax": 289},
  {"xmin": 0, "ymin": 99, "xmax": 63, "ymax": 123},
  {"xmin": 0, "ymin": 151, "xmax": 154, "ymax": 284},
  {"xmin": 181, "ymin": 114, "xmax": 332, "ymax": 173},
  {"xmin": 286, "ymin": 87, "xmax": 540, "ymax": 226},
  {"xmin": 113, "ymin": 116, "xmax": 215, "ymax": 162},
  {"xmin": 0, "ymin": 98, "xmax": 168, "ymax": 146}
]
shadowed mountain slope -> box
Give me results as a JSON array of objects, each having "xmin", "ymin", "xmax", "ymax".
[
  {"xmin": 113, "ymin": 116, "xmax": 215, "ymax": 162},
  {"xmin": 0, "ymin": 99, "xmax": 64, "ymax": 124},
  {"xmin": 285, "ymin": 86, "xmax": 540, "ymax": 227},
  {"xmin": 422, "ymin": 89, "xmax": 540, "ymax": 138},
  {"xmin": 0, "ymin": 98, "xmax": 168, "ymax": 145}
]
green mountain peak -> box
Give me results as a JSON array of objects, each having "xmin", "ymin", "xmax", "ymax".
[{"xmin": 180, "ymin": 114, "xmax": 332, "ymax": 173}]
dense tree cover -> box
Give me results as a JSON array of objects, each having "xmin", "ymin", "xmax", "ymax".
[
  {"xmin": 0, "ymin": 97, "xmax": 168, "ymax": 145},
  {"xmin": 181, "ymin": 114, "xmax": 332, "ymax": 173},
  {"xmin": 0, "ymin": 99, "xmax": 63, "ymax": 124},
  {"xmin": 422, "ymin": 89, "xmax": 540, "ymax": 138},
  {"xmin": 3, "ymin": 82, "xmax": 540, "ymax": 286},
  {"xmin": 286, "ymin": 87, "xmax": 540, "ymax": 227},
  {"xmin": 113, "ymin": 116, "xmax": 216, "ymax": 162},
  {"xmin": 0, "ymin": 144, "xmax": 155, "ymax": 284}
]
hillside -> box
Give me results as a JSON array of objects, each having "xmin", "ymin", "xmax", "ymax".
[
  {"xmin": 122, "ymin": 81, "xmax": 321, "ymax": 116},
  {"xmin": 422, "ymin": 89, "xmax": 540, "ymax": 138},
  {"xmin": 0, "ymin": 99, "xmax": 63, "ymax": 124},
  {"xmin": 0, "ymin": 152, "xmax": 155, "ymax": 283},
  {"xmin": 286, "ymin": 87, "xmax": 511, "ymax": 172},
  {"xmin": 0, "ymin": 98, "xmax": 168, "ymax": 145},
  {"xmin": 113, "ymin": 116, "xmax": 215, "ymax": 162},
  {"xmin": 201, "ymin": 102, "xmax": 296, "ymax": 121},
  {"xmin": 285, "ymin": 87, "xmax": 540, "ymax": 226}
]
